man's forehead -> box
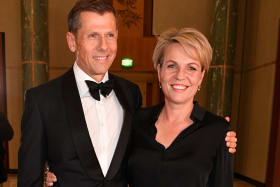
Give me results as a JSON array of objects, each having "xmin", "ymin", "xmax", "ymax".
[
  {"xmin": 80, "ymin": 11, "xmax": 117, "ymax": 22},
  {"xmin": 79, "ymin": 12, "xmax": 117, "ymax": 28}
]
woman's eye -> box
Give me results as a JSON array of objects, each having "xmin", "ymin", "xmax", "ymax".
[
  {"xmin": 188, "ymin": 66, "xmax": 197, "ymax": 71},
  {"xmin": 167, "ymin": 64, "xmax": 175, "ymax": 68}
]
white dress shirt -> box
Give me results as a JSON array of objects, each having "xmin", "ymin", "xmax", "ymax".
[{"xmin": 73, "ymin": 62, "xmax": 124, "ymax": 176}]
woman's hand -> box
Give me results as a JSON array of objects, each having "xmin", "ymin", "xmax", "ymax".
[{"xmin": 45, "ymin": 170, "xmax": 57, "ymax": 186}]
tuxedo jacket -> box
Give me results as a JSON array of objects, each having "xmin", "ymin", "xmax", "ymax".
[{"xmin": 18, "ymin": 69, "xmax": 142, "ymax": 187}]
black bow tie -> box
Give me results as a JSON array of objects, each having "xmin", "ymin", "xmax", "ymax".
[{"xmin": 85, "ymin": 79, "xmax": 114, "ymax": 101}]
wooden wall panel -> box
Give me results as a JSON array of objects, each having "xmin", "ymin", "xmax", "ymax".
[
  {"xmin": 143, "ymin": 0, "xmax": 153, "ymax": 36},
  {"xmin": 266, "ymin": 20, "xmax": 280, "ymax": 187},
  {"xmin": 111, "ymin": 37, "xmax": 156, "ymax": 71},
  {"xmin": 110, "ymin": 71, "xmax": 160, "ymax": 107},
  {"xmin": 113, "ymin": 0, "xmax": 144, "ymax": 38},
  {"xmin": 110, "ymin": 0, "xmax": 157, "ymax": 72}
]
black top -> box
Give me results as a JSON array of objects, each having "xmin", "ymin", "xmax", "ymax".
[
  {"xmin": 0, "ymin": 112, "xmax": 13, "ymax": 142},
  {"xmin": 127, "ymin": 102, "xmax": 233, "ymax": 187}
]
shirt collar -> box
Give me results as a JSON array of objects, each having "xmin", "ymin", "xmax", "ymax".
[
  {"xmin": 73, "ymin": 62, "xmax": 109, "ymax": 97},
  {"xmin": 151, "ymin": 101, "xmax": 205, "ymax": 123},
  {"xmin": 190, "ymin": 101, "xmax": 205, "ymax": 122},
  {"xmin": 145, "ymin": 101, "xmax": 206, "ymax": 140},
  {"xmin": 147, "ymin": 101, "xmax": 205, "ymax": 126}
]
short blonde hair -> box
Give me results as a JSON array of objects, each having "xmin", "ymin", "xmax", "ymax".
[{"xmin": 152, "ymin": 28, "xmax": 212, "ymax": 71}]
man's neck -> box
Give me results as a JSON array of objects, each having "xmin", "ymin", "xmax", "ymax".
[{"xmin": 75, "ymin": 62, "xmax": 107, "ymax": 82}]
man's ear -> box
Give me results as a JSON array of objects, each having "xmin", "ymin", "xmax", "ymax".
[{"xmin": 66, "ymin": 32, "xmax": 77, "ymax": 53}]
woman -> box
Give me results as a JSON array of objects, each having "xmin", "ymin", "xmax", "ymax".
[
  {"xmin": 45, "ymin": 28, "xmax": 236, "ymax": 186},
  {"xmin": 127, "ymin": 28, "xmax": 233, "ymax": 187}
]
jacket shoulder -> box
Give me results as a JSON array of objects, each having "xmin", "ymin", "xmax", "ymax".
[
  {"xmin": 25, "ymin": 70, "xmax": 71, "ymax": 100},
  {"xmin": 110, "ymin": 73, "xmax": 142, "ymax": 108}
]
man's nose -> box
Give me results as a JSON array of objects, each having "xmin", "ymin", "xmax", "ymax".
[{"xmin": 98, "ymin": 36, "xmax": 108, "ymax": 50}]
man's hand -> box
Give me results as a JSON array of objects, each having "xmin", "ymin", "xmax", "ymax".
[{"xmin": 225, "ymin": 131, "xmax": 237, "ymax": 153}]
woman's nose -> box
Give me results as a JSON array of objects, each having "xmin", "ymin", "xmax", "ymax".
[{"xmin": 175, "ymin": 68, "xmax": 186, "ymax": 80}]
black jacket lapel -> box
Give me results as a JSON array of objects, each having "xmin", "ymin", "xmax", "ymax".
[
  {"xmin": 105, "ymin": 74, "xmax": 133, "ymax": 179},
  {"xmin": 61, "ymin": 69, "xmax": 104, "ymax": 180}
]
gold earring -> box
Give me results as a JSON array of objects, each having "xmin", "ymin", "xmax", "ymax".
[{"xmin": 197, "ymin": 85, "xmax": 201, "ymax": 91}]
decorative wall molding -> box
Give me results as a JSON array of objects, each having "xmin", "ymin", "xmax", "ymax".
[{"xmin": 116, "ymin": 0, "xmax": 142, "ymax": 28}]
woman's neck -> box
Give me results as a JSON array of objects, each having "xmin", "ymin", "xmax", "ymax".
[
  {"xmin": 161, "ymin": 100, "xmax": 194, "ymax": 124},
  {"xmin": 155, "ymin": 100, "xmax": 195, "ymax": 148}
]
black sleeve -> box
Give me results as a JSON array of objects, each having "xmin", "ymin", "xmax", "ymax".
[
  {"xmin": 0, "ymin": 112, "xmax": 14, "ymax": 141},
  {"xmin": 208, "ymin": 128, "xmax": 234, "ymax": 187},
  {"xmin": 17, "ymin": 90, "xmax": 47, "ymax": 187}
]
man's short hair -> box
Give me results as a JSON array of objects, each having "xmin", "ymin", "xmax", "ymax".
[{"xmin": 68, "ymin": 0, "xmax": 117, "ymax": 35}]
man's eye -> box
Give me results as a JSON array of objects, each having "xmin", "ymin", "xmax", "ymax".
[
  {"xmin": 106, "ymin": 33, "xmax": 115, "ymax": 39},
  {"xmin": 89, "ymin": 34, "xmax": 98, "ymax": 38}
]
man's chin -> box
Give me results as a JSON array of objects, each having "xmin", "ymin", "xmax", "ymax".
[{"xmin": 93, "ymin": 68, "xmax": 112, "ymax": 75}]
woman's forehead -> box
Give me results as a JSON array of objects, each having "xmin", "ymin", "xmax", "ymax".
[{"xmin": 163, "ymin": 43, "xmax": 201, "ymax": 64}]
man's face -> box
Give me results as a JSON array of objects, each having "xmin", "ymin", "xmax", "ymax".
[{"xmin": 67, "ymin": 11, "xmax": 118, "ymax": 82}]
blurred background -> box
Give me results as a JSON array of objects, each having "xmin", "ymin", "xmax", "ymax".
[{"xmin": 0, "ymin": 0, "xmax": 279, "ymax": 186}]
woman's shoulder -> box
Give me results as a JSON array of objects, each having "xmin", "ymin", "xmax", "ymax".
[
  {"xmin": 192, "ymin": 102, "xmax": 229, "ymax": 134},
  {"xmin": 192, "ymin": 105, "xmax": 230, "ymax": 145},
  {"xmin": 201, "ymin": 109, "xmax": 230, "ymax": 135}
]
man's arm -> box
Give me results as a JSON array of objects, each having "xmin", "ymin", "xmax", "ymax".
[
  {"xmin": 224, "ymin": 117, "xmax": 237, "ymax": 153},
  {"xmin": 226, "ymin": 131, "xmax": 237, "ymax": 153},
  {"xmin": 18, "ymin": 90, "xmax": 47, "ymax": 187}
]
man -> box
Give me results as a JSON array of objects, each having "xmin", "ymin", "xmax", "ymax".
[
  {"xmin": 18, "ymin": 1, "xmax": 141, "ymax": 186},
  {"xmin": 18, "ymin": 0, "xmax": 237, "ymax": 187}
]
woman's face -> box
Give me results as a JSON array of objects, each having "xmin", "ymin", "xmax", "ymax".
[{"xmin": 157, "ymin": 43, "xmax": 205, "ymax": 105}]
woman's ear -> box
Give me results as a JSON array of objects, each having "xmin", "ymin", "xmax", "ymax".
[
  {"xmin": 198, "ymin": 70, "xmax": 206, "ymax": 85},
  {"xmin": 157, "ymin": 64, "xmax": 161, "ymax": 83}
]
